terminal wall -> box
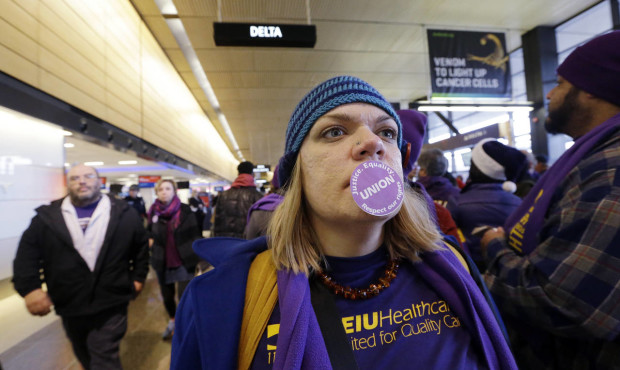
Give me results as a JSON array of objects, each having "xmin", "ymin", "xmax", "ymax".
[{"xmin": 0, "ymin": 0, "xmax": 238, "ymax": 180}]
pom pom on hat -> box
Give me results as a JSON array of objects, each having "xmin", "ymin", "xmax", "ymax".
[
  {"xmin": 557, "ymin": 31, "xmax": 620, "ymax": 107},
  {"xmin": 397, "ymin": 109, "xmax": 427, "ymax": 176},
  {"xmin": 471, "ymin": 138, "xmax": 527, "ymax": 193}
]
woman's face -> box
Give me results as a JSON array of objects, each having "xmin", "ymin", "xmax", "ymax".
[
  {"xmin": 157, "ymin": 181, "xmax": 175, "ymax": 204},
  {"xmin": 299, "ymin": 103, "xmax": 402, "ymax": 225}
]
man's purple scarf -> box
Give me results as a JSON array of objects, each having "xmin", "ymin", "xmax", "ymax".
[
  {"xmin": 504, "ymin": 113, "xmax": 620, "ymax": 255},
  {"xmin": 273, "ymin": 249, "xmax": 517, "ymax": 370}
]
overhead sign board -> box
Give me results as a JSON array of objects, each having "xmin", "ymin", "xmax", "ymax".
[
  {"xmin": 138, "ymin": 175, "xmax": 161, "ymax": 188},
  {"xmin": 214, "ymin": 22, "xmax": 316, "ymax": 48},
  {"xmin": 425, "ymin": 124, "xmax": 500, "ymax": 151},
  {"xmin": 427, "ymin": 29, "xmax": 511, "ymax": 99}
]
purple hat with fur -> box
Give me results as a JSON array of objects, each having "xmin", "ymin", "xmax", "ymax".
[{"xmin": 557, "ymin": 31, "xmax": 620, "ymax": 106}]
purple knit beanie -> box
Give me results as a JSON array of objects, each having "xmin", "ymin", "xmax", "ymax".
[
  {"xmin": 397, "ymin": 109, "xmax": 427, "ymax": 175},
  {"xmin": 277, "ymin": 76, "xmax": 403, "ymax": 187},
  {"xmin": 557, "ymin": 30, "xmax": 620, "ymax": 107}
]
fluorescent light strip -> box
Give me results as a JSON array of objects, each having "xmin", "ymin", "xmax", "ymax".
[
  {"xmin": 62, "ymin": 130, "xmax": 73, "ymax": 136},
  {"xmin": 154, "ymin": 0, "xmax": 177, "ymax": 15},
  {"xmin": 64, "ymin": 143, "xmax": 75, "ymax": 148},
  {"xmin": 459, "ymin": 114, "xmax": 510, "ymax": 134},
  {"xmin": 428, "ymin": 133, "xmax": 451, "ymax": 144},
  {"xmin": 417, "ymin": 105, "xmax": 533, "ymax": 112},
  {"xmin": 118, "ymin": 160, "xmax": 138, "ymax": 165},
  {"xmin": 158, "ymin": 11, "xmax": 244, "ymax": 161},
  {"xmin": 84, "ymin": 161, "xmax": 104, "ymax": 166}
]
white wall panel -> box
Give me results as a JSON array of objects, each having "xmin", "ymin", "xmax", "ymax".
[{"xmin": 0, "ymin": 106, "xmax": 65, "ymax": 280}]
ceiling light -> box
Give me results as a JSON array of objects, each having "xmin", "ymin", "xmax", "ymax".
[
  {"xmin": 414, "ymin": 100, "xmax": 534, "ymax": 113},
  {"xmin": 84, "ymin": 161, "xmax": 104, "ymax": 166},
  {"xmin": 417, "ymin": 105, "xmax": 533, "ymax": 112},
  {"xmin": 64, "ymin": 143, "xmax": 75, "ymax": 148},
  {"xmin": 159, "ymin": 12, "xmax": 243, "ymax": 161},
  {"xmin": 154, "ymin": 0, "xmax": 177, "ymax": 15},
  {"xmin": 62, "ymin": 130, "xmax": 73, "ymax": 136},
  {"xmin": 118, "ymin": 160, "xmax": 138, "ymax": 165}
]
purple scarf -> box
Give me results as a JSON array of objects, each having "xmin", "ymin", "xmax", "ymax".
[
  {"xmin": 273, "ymin": 249, "xmax": 517, "ymax": 370},
  {"xmin": 274, "ymin": 270, "xmax": 332, "ymax": 369},
  {"xmin": 148, "ymin": 196, "xmax": 183, "ymax": 267},
  {"xmin": 504, "ymin": 113, "xmax": 620, "ymax": 255},
  {"xmin": 246, "ymin": 193, "xmax": 284, "ymax": 225}
]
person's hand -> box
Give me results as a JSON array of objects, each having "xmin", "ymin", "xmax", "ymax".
[
  {"xmin": 480, "ymin": 227, "xmax": 505, "ymax": 258},
  {"xmin": 24, "ymin": 289, "xmax": 53, "ymax": 316},
  {"xmin": 133, "ymin": 281, "xmax": 144, "ymax": 297},
  {"xmin": 148, "ymin": 238, "xmax": 154, "ymax": 248}
]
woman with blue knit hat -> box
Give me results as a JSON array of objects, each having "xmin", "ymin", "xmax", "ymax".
[{"xmin": 170, "ymin": 76, "xmax": 516, "ymax": 369}]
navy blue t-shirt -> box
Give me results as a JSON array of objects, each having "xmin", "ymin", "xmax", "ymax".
[
  {"xmin": 74, "ymin": 199, "xmax": 100, "ymax": 233},
  {"xmin": 251, "ymin": 247, "xmax": 486, "ymax": 369}
]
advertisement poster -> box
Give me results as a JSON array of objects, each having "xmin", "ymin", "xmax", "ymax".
[{"xmin": 427, "ymin": 29, "xmax": 511, "ymax": 98}]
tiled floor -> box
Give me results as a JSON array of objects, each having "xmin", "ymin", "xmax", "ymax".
[{"xmin": 0, "ymin": 272, "xmax": 173, "ymax": 370}]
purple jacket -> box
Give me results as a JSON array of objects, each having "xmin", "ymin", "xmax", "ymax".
[
  {"xmin": 448, "ymin": 183, "xmax": 521, "ymax": 262},
  {"xmin": 418, "ymin": 175, "xmax": 461, "ymax": 206}
]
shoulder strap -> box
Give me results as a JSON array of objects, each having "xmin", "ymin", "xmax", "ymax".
[
  {"xmin": 309, "ymin": 276, "xmax": 360, "ymax": 370},
  {"xmin": 442, "ymin": 237, "xmax": 510, "ymax": 344},
  {"xmin": 238, "ymin": 250, "xmax": 278, "ymax": 369},
  {"xmin": 443, "ymin": 240, "xmax": 470, "ymax": 273}
]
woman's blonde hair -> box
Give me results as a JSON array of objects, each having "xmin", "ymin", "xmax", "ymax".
[
  {"xmin": 267, "ymin": 156, "xmax": 442, "ymax": 276},
  {"xmin": 155, "ymin": 179, "xmax": 177, "ymax": 193}
]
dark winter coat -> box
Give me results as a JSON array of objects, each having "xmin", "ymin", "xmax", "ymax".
[
  {"xmin": 448, "ymin": 183, "xmax": 521, "ymax": 263},
  {"xmin": 13, "ymin": 196, "xmax": 149, "ymax": 317},
  {"xmin": 148, "ymin": 203, "xmax": 201, "ymax": 273},
  {"xmin": 213, "ymin": 187, "xmax": 263, "ymax": 238},
  {"xmin": 418, "ymin": 175, "xmax": 461, "ymax": 207}
]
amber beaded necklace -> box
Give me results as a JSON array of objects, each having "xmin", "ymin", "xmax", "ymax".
[{"xmin": 316, "ymin": 258, "xmax": 401, "ymax": 300}]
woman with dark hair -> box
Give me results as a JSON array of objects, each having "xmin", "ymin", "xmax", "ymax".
[
  {"xmin": 171, "ymin": 76, "xmax": 516, "ymax": 369},
  {"xmin": 148, "ymin": 179, "xmax": 201, "ymax": 340}
]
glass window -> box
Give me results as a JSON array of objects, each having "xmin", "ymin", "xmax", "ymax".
[{"xmin": 556, "ymin": 1, "xmax": 614, "ymax": 63}]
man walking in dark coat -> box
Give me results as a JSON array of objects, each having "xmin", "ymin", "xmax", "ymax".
[
  {"xmin": 212, "ymin": 161, "xmax": 263, "ymax": 238},
  {"xmin": 13, "ymin": 164, "xmax": 149, "ymax": 369},
  {"xmin": 124, "ymin": 184, "xmax": 147, "ymax": 220}
]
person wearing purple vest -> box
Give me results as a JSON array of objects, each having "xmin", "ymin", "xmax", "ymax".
[
  {"xmin": 171, "ymin": 76, "xmax": 516, "ymax": 369},
  {"xmin": 480, "ymin": 31, "xmax": 620, "ymax": 369}
]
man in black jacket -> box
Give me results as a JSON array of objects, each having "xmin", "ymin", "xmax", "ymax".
[
  {"xmin": 212, "ymin": 161, "xmax": 263, "ymax": 238},
  {"xmin": 13, "ymin": 164, "xmax": 149, "ymax": 369}
]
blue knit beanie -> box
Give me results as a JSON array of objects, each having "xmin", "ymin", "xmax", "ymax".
[{"xmin": 277, "ymin": 76, "xmax": 403, "ymax": 187}]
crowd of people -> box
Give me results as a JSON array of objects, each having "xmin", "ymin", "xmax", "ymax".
[{"xmin": 11, "ymin": 30, "xmax": 620, "ymax": 369}]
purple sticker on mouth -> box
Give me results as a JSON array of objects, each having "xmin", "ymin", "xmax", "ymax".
[{"xmin": 350, "ymin": 161, "xmax": 404, "ymax": 216}]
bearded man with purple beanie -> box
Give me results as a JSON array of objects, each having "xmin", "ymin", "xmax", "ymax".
[{"xmin": 480, "ymin": 31, "xmax": 620, "ymax": 369}]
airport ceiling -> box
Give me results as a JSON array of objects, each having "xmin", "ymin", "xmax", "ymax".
[{"xmin": 130, "ymin": 0, "xmax": 599, "ymax": 168}]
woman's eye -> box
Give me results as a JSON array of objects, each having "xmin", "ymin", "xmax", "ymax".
[
  {"xmin": 323, "ymin": 127, "xmax": 345, "ymax": 138},
  {"xmin": 379, "ymin": 128, "xmax": 397, "ymax": 139}
]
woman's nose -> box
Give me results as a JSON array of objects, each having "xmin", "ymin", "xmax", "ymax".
[{"xmin": 352, "ymin": 129, "xmax": 385, "ymax": 161}]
